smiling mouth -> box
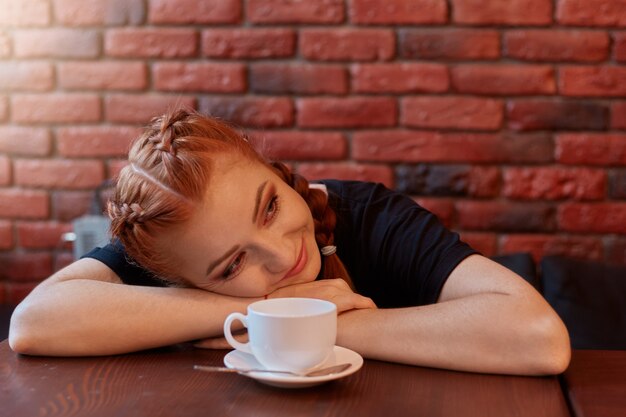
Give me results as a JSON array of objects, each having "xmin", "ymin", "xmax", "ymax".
[{"xmin": 282, "ymin": 236, "xmax": 307, "ymax": 281}]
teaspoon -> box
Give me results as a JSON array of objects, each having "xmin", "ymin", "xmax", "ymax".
[{"xmin": 193, "ymin": 362, "xmax": 352, "ymax": 377}]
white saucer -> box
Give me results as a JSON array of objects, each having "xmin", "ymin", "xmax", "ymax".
[{"xmin": 223, "ymin": 346, "xmax": 363, "ymax": 388}]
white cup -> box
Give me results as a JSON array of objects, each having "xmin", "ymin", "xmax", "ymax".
[{"xmin": 223, "ymin": 298, "xmax": 337, "ymax": 373}]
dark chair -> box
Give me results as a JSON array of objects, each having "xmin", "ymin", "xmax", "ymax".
[
  {"xmin": 0, "ymin": 304, "xmax": 15, "ymax": 341},
  {"xmin": 541, "ymin": 256, "xmax": 626, "ymax": 350}
]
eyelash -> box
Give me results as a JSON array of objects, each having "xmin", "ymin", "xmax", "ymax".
[{"xmin": 221, "ymin": 193, "xmax": 281, "ymax": 279}]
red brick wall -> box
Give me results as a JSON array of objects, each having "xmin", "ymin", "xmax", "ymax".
[{"xmin": 1, "ymin": 0, "xmax": 626, "ymax": 303}]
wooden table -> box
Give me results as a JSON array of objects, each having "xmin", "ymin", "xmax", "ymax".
[
  {"xmin": 562, "ymin": 350, "xmax": 626, "ymax": 417},
  {"xmin": 0, "ymin": 340, "xmax": 573, "ymax": 417}
]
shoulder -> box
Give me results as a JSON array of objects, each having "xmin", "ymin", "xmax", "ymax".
[{"xmin": 315, "ymin": 179, "xmax": 427, "ymax": 219}]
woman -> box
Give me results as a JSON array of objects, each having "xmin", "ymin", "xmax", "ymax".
[{"xmin": 9, "ymin": 109, "xmax": 570, "ymax": 375}]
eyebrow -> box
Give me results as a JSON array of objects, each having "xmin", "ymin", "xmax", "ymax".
[
  {"xmin": 252, "ymin": 180, "xmax": 268, "ymax": 223},
  {"xmin": 205, "ymin": 180, "xmax": 268, "ymax": 277}
]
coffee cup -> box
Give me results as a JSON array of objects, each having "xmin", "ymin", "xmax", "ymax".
[{"xmin": 223, "ymin": 298, "xmax": 337, "ymax": 373}]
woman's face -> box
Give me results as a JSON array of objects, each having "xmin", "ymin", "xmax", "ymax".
[{"xmin": 164, "ymin": 156, "xmax": 321, "ymax": 297}]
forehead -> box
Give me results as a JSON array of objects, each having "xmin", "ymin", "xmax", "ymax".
[{"xmin": 173, "ymin": 157, "xmax": 274, "ymax": 244}]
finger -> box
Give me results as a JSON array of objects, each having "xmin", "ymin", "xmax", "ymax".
[{"xmin": 354, "ymin": 294, "xmax": 376, "ymax": 309}]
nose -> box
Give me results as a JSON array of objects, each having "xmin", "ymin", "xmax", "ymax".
[{"xmin": 254, "ymin": 232, "xmax": 295, "ymax": 275}]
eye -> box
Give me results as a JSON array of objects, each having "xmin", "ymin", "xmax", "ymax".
[
  {"xmin": 222, "ymin": 252, "xmax": 246, "ymax": 279},
  {"xmin": 263, "ymin": 195, "xmax": 280, "ymax": 225}
]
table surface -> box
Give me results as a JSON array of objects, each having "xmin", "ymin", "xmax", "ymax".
[
  {"xmin": 562, "ymin": 350, "xmax": 626, "ymax": 417},
  {"xmin": 0, "ymin": 340, "xmax": 574, "ymax": 417}
]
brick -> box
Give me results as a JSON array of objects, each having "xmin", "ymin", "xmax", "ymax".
[
  {"xmin": 559, "ymin": 203, "xmax": 626, "ymax": 233},
  {"xmin": 107, "ymin": 160, "xmax": 128, "ymax": 180},
  {"xmin": 54, "ymin": 0, "xmax": 145, "ymax": 26},
  {"xmin": 399, "ymin": 29, "xmax": 499, "ymax": 60},
  {"xmin": 451, "ymin": 65, "xmax": 556, "ymax": 95},
  {"xmin": 452, "ymin": 0, "xmax": 552, "ymax": 25},
  {"xmin": 0, "ymin": 127, "xmax": 51, "ymax": 156},
  {"xmin": 250, "ymin": 64, "xmax": 347, "ymax": 95},
  {"xmin": 248, "ymin": 0, "xmax": 344, "ymax": 23},
  {"xmin": 52, "ymin": 191, "xmax": 94, "ymax": 221},
  {"xmin": 57, "ymin": 126, "xmax": 140, "ymax": 157},
  {"xmin": 296, "ymin": 163, "xmax": 393, "ymax": 189},
  {"xmin": 458, "ymin": 232, "xmax": 497, "ymax": 257},
  {"xmin": 300, "ymin": 29, "xmax": 394, "ymax": 61},
  {"xmin": 0, "ymin": 0, "xmax": 50, "ymax": 27},
  {"xmin": 14, "ymin": 29, "xmax": 99, "ymax": 58},
  {"xmin": 105, "ymin": 28, "xmax": 197, "ymax": 58},
  {"xmin": 556, "ymin": 134, "xmax": 626, "ymax": 165},
  {"xmin": 0, "ymin": 31, "xmax": 9, "ymax": 58},
  {"xmin": 0, "ymin": 96, "xmax": 7, "ymax": 121},
  {"xmin": 414, "ymin": 198, "xmax": 455, "ymax": 228},
  {"xmin": 609, "ymin": 170, "xmax": 626, "ymax": 199},
  {"xmin": 105, "ymin": 94, "xmax": 196, "ymax": 124},
  {"xmin": 0, "ymin": 62, "xmax": 53, "ymax": 92},
  {"xmin": 0, "ymin": 252, "xmax": 53, "ymax": 282},
  {"xmin": 5, "ymin": 282, "xmax": 39, "ymax": 304},
  {"xmin": 505, "ymin": 30, "xmax": 609, "ymax": 62},
  {"xmin": 507, "ymin": 100, "xmax": 608, "ymax": 131},
  {"xmin": 153, "ymin": 63, "xmax": 246, "ymax": 92},
  {"xmin": 0, "ymin": 220, "xmax": 13, "ymax": 250},
  {"xmin": 0, "ymin": 155, "xmax": 10, "ymax": 185},
  {"xmin": 149, "ymin": 0, "xmax": 239, "ymax": 24},
  {"xmin": 55, "ymin": 252, "xmax": 75, "ymax": 271},
  {"xmin": 248, "ymin": 131, "xmax": 347, "ymax": 160},
  {"xmin": 456, "ymin": 201, "xmax": 555, "ymax": 232},
  {"xmin": 0, "ymin": 32, "xmax": 8, "ymax": 55},
  {"xmin": 297, "ymin": 98, "xmax": 396, "ymax": 128},
  {"xmin": 199, "ymin": 97, "xmax": 294, "ymax": 128},
  {"xmin": 396, "ymin": 165, "xmax": 500, "ymax": 198},
  {"xmin": 557, "ymin": 0, "xmax": 626, "ymax": 26},
  {"xmin": 15, "ymin": 159, "xmax": 105, "ymax": 189},
  {"xmin": 503, "ymin": 167, "xmax": 606, "ymax": 200},
  {"xmin": 501, "ymin": 234, "xmax": 603, "ymax": 262},
  {"xmin": 616, "ymin": 32, "xmax": 626, "ymax": 62},
  {"xmin": 12, "ymin": 94, "xmax": 100, "ymax": 124},
  {"xmin": 607, "ymin": 237, "xmax": 626, "ymax": 264},
  {"xmin": 351, "ymin": 63, "xmax": 449, "ymax": 93},
  {"xmin": 560, "ymin": 67, "xmax": 626, "ymax": 97},
  {"xmin": 401, "ymin": 96, "xmax": 503, "ymax": 130},
  {"xmin": 353, "ymin": 131, "xmax": 553, "ymax": 164},
  {"xmin": 350, "ymin": 0, "xmax": 447, "ymax": 24},
  {"xmin": 17, "ymin": 221, "xmax": 73, "ymax": 249},
  {"xmin": 58, "ymin": 61, "xmax": 147, "ymax": 91},
  {"xmin": 612, "ymin": 102, "xmax": 626, "ymax": 129},
  {"xmin": 202, "ymin": 29, "xmax": 295, "ymax": 59},
  {"xmin": 0, "ymin": 189, "xmax": 49, "ymax": 219}
]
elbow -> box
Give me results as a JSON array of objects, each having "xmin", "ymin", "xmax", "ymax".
[
  {"xmin": 527, "ymin": 310, "xmax": 571, "ymax": 375},
  {"xmin": 8, "ymin": 305, "xmax": 46, "ymax": 356}
]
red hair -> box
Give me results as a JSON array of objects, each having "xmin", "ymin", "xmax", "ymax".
[{"xmin": 108, "ymin": 109, "xmax": 353, "ymax": 288}]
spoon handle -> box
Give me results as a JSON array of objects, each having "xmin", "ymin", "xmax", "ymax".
[{"xmin": 194, "ymin": 365, "xmax": 296, "ymax": 376}]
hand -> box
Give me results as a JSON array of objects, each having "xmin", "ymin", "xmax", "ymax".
[{"xmin": 269, "ymin": 278, "xmax": 376, "ymax": 314}]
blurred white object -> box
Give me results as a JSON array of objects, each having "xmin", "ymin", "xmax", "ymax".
[{"xmin": 62, "ymin": 180, "xmax": 113, "ymax": 260}]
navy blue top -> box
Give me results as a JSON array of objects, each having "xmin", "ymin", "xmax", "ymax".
[{"xmin": 84, "ymin": 180, "xmax": 477, "ymax": 308}]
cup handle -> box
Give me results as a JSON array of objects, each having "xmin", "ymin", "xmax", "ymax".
[{"xmin": 223, "ymin": 312, "xmax": 252, "ymax": 355}]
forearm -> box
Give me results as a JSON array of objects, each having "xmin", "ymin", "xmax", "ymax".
[
  {"xmin": 10, "ymin": 279, "xmax": 256, "ymax": 356},
  {"xmin": 336, "ymin": 293, "xmax": 570, "ymax": 375}
]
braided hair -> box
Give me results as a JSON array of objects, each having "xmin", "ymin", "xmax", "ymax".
[{"xmin": 108, "ymin": 109, "xmax": 353, "ymax": 288}]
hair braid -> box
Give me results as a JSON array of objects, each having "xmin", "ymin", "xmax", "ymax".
[{"xmin": 270, "ymin": 162, "xmax": 354, "ymax": 289}]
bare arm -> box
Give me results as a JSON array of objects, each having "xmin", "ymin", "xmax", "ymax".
[
  {"xmin": 335, "ymin": 254, "xmax": 571, "ymax": 375},
  {"xmin": 9, "ymin": 259, "xmax": 374, "ymax": 357},
  {"xmin": 9, "ymin": 258, "xmax": 256, "ymax": 356}
]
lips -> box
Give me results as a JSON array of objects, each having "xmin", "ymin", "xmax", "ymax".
[{"xmin": 282, "ymin": 236, "xmax": 307, "ymax": 281}]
